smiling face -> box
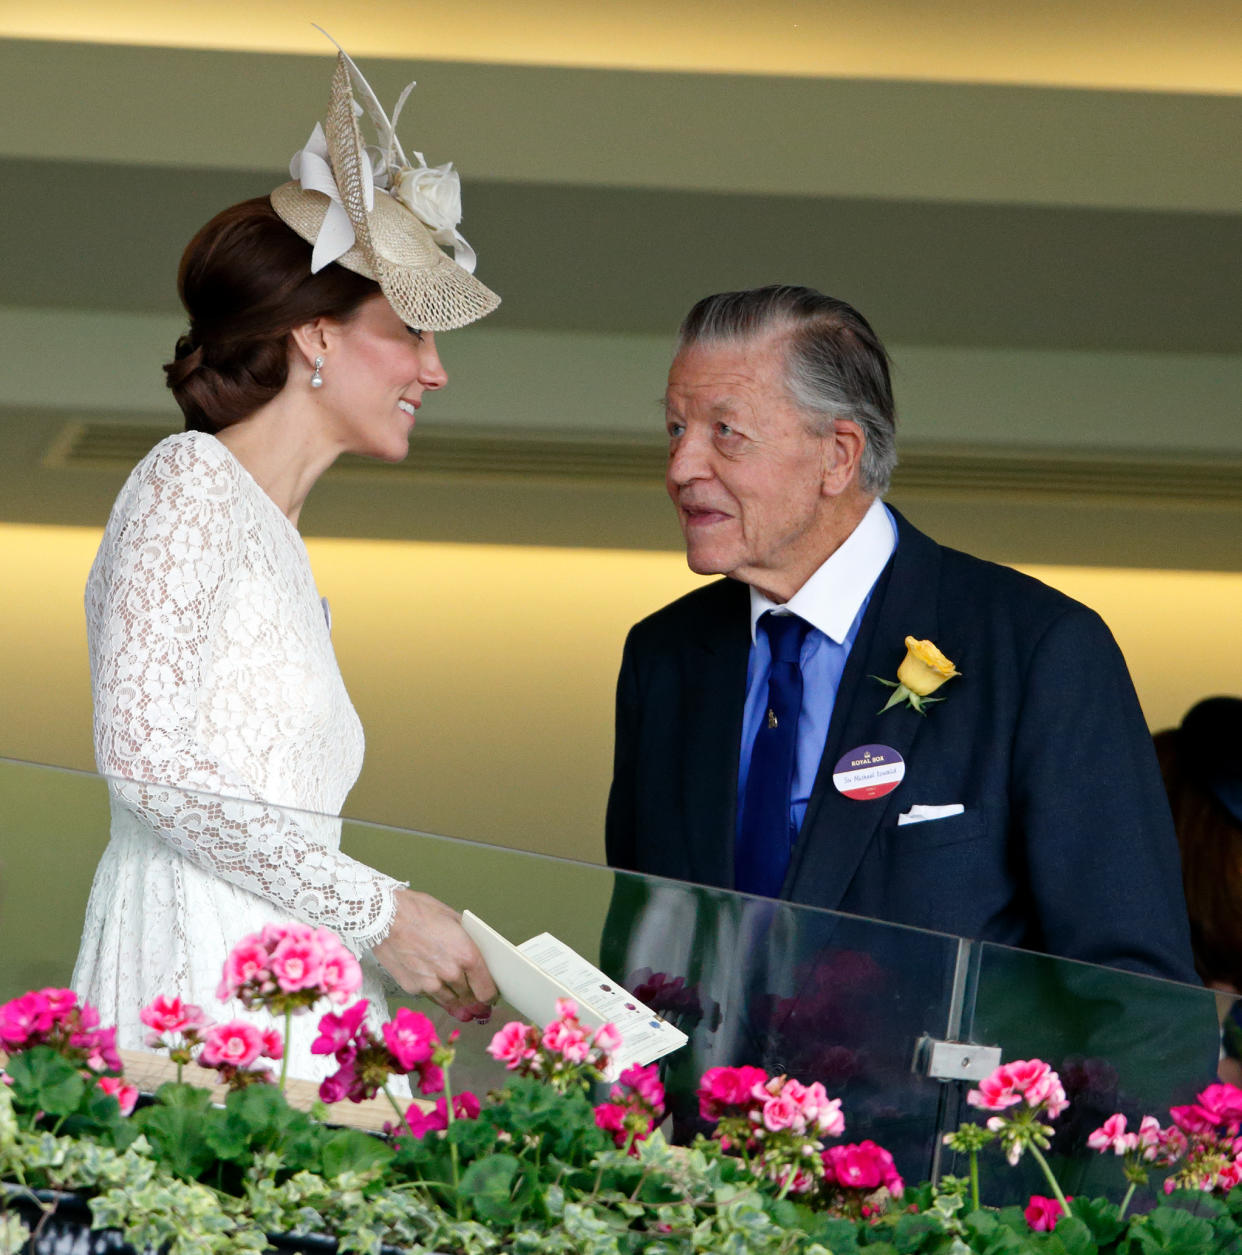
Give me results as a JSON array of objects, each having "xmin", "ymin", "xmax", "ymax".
[
  {"xmin": 316, "ymin": 293, "xmax": 448, "ymax": 462},
  {"xmin": 664, "ymin": 331, "xmax": 868, "ymax": 602}
]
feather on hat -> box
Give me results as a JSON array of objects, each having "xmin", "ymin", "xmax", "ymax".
[{"xmin": 271, "ymin": 42, "xmax": 499, "ymax": 332}]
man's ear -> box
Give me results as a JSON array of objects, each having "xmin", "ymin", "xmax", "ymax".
[
  {"xmin": 288, "ymin": 319, "xmax": 332, "ymax": 369},
  {"xmin": 820, "ymin": 418, "xmax": 866, "ymax": 498}
]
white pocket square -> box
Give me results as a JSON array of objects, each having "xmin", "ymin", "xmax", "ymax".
[{"xmin": 898, "ymin": 803, "xmax": 965, "ymax": 826}]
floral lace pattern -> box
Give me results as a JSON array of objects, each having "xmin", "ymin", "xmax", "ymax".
[{"xmin": 73, "ymin": 432, "xmax": 401, "ymax": 1079}]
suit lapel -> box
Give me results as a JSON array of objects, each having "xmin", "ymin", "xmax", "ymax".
[
  {"xmin": 784, "ymin": 512, "xmax": 945, "ymax": 909},
  {"xmin": 682, "ymin": 581, "xmax": 751, "ymax": 889}
]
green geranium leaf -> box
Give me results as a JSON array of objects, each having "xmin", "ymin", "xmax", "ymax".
[
  {"xmin": 460, "ymin": 1153, "xmax": 522, "ymax": 1225},
  {"xmin": 815, "ymin": 1216, "xmax": 864, "ymax": 1253},
  {"xmin": 995, "ymin": 1205, "xmax": 1031, "ymax": 1236},
  {"xmin": 1162, "ymin": 1188, "xmax": 1226, "ymax": 1219},
  {"xmin": 225, "ymin": 1082, "xmax": 294, "ymax": 1133},
  {"xmin": 150, "ymin": 1080, "xmax": 214, "ymax": 1110},
  {"xmin": 320, "ymin": 1128, "xmax": 393, "ymax": 1179},
  {"xmin": 446, "ymin": 1114, "xmax": 500, "ymax": 1159},
  {"xmin": 135, "ymin": 1102, "xmax": 217, "ymax": 1180},
  {"xmin": 5, "ymin": 1048, "xmax": 87, "ymax": 1117},
  {"xmin": 1050, "ymin": 1216, "xmax": 1098, "ymax": 1255},
  {"xmin": 965, "ymin": 1208, "xmax": 1026, "ymax": 1254},
  {"xmin": 1130, "ymin": 1207, "xmax": 1217, "ymax": 1254},
  {"xmin": 893, "ymin": 1210, "xmax": 948, "ymax": 1253},
  {"xmin": 1068, "ymin": 1196, "xmax": 1124, "ymax": 1246},
  {"xmin": 204, "ymin": 1112, "xmax": 254, "ymax": 1162}
]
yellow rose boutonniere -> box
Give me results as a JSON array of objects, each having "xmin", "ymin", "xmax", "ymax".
[{"xmin": 874, "ymin": 636, "xmax": 960, "ymax": 715}]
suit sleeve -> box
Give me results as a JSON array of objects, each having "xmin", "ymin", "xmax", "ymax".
[
  {"xmin": 1011, "ymin": 604, "xmax": 1198, "ymax": 984},
  {"xmin": 605, "ymin": 625, "xmax": 641, "ymax": 872}
]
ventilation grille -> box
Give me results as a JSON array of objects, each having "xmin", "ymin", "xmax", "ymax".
[{"xmin": 44, "ymin": 419, "xmax": 1242, "ymax": 505}]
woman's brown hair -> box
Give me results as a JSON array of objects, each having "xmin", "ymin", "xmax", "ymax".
[{"xmin": 164, "ymin": 197, "xmax": 381, "ymax": 432}]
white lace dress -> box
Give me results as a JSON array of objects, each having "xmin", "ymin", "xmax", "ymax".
[{"xmin": 73, "ymin": 430, "xmax": 404, "ymax": 1082}]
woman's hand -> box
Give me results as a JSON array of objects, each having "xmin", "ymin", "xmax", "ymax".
[{"xmin": 372, "ymin": 888, "xmax": 499, "ymax": 1022}]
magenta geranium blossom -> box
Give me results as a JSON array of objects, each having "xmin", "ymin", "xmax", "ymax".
[
  {"xmin": 382, "ymin": 1007, "xmax": 437, "ymax": 1071},
  {"xmin": 312, "ymin": 999, "xmax": 370, "ymax": 1057},
  {"xmin": 1025, "ymin": 1194, "xmax": 1070, "ymax": 1231}
]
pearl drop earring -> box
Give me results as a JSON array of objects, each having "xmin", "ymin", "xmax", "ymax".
[{"xmin": 310, "ymin": 355, "xmax": 324, "ymax": 389}]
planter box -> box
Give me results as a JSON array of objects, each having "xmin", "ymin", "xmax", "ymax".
[{"xmin": 3, "ymin": 1188, "xmax": 352, "ymax": 1255}]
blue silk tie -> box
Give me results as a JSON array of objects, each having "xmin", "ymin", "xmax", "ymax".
[{"xmin": 736, "ymin": 612, "xmax": 810, "ymax": 897}]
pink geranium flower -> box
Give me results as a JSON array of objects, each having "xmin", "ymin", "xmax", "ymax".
[
  {"xmin": 200, "ymin": 1020, "xmax": 266, "ymax": 1070},
  {"xmin": 543, "ymin": 1018, "xmax": 590, "ymax": 1063},
  {"xmin": 697, "ymin": 1065, "xmax": 770, "ymax": 1119},
  {"xmin": 1137, "ymin": 1115, "xmax": 1165, "ymax": 1160},
  {"xmin": 1025, "ymin": 1194, "xmax": 1070, "ymax": 1231},
  {"xmin": 823, "ymin": 1141, "xmax": 904, "ymax": 1195},
  {"xmin": 594, "ymin": 1102, "xmax": 626, "ymax": 1135},
  {"xmin": 1088, "ymin": 1113, "xmax": 1139, "ymax": 1156},
  {"xmin": 314, "ymin": 930, "xmax": 363, "ymax": 1000},
  {"xmin": 0, "ymin": 990, "xmax": 57, "ymax": 1047},
  {"xmin": 967, "ymin": 1059, "xmax": 1067, "ymax": 1118},
  {"xmin": 402, "ymin": 1091, "xmax": 480, "ymax": 1140},
  {"xmin": 404, "ymin": 1101, "xmax": 448, "ymax": 1139},
  {"xmin": 80, "ymin": 1025, "xmax": 122, "ymax": 1074},
  {"xmin": 218, "ymin": 923, "xmax": 362, "ymax": 1017},
  {"xmin": 382, "ymin": 1007, "xmax": 438, "ymax": 1071},
  {"xmin": 594, "ymin": 1063, "xmax": 666, "ymax": 1152},
  {"xmin": 1170, "ymin": 1103, "xmax": 1222, "ymax": 1136},
  {"xmin": 761, "ymin": 1091, "xmax": 801, "ymax": 1133},
  {"xmin": 1198, "ymin": 1083, "xmax": 1242, "ymax": 1124},
  {"xmin": 139, "ymin": 995, "xmax": 209, "ymax": 1038},
  {"xmin": 219, "ymin": 940, "xmax": 271, "ymax": 1001},
  {"xmin": 269, "ymin": 935, "xmax": 325, "ymax": 993},
  {"xmin": 97, "ymin": 1075, "xmax": 139, "ymax": 1117},
  {"xmin": 592, "ymin": 1022, "xmax": 623, "ymax": 1056},
  {"xmin": 618, "ymin": 1063, "xmax": 664, "ymax": 1108},
  {"xmin": 43, "ymin": 989, "xmax": 79, "ymax": 1017},
  {"xmin": 487, "ymin": 1021, "xmax": 540, "ymax": 1070},
  {"xmin": 416, "ymin": 1062, "xmax": 445, "ymax": 1096},
  {"xmin": 312, "ymin": 1000, "xmax": 370, "ymax": 1057},
  {"xmin": 452, "ymin": 1090, "xmax": 481, "ymax": 1120}
]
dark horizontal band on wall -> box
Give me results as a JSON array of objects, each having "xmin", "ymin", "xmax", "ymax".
[{"xmin": 42, "ymin": 417, "xmax": 1242, "ymax": 507}]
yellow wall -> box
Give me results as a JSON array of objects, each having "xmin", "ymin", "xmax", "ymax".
[
  {"xmin": 3, "ymin": 521, "xmax": 1240, "ymax": 867},
  {"xmin": 6, "ymin": 0, "xmax": 1241, "ymax": 92}
]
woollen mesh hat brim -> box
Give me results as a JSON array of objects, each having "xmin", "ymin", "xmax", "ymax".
[{"xmin": 270, "ymin": 54, "xmax": 499, "ymax": 332}]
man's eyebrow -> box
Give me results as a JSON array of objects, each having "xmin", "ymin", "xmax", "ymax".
[{"xmin": 663, "ymin": 393, "xmax": 741, "ymax": 418}]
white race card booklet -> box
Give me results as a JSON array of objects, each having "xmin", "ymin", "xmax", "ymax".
[{"xmin": 462, "ymin": 911, "xmax": 688, "ymax": 1080}]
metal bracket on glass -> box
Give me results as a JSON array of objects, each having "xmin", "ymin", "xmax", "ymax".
[{"xmin": 914, "ymin": 1036, "xmax": 1002, "ymax": 1082}]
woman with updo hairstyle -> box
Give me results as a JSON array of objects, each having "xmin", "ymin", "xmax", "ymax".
[
  {"xmin": 166, "ymin": 197, "xmax": 383, "ymax": 434},
  {"xmin": 72, "ymin": 47, "xmax": 502, "ymax": 1082}
]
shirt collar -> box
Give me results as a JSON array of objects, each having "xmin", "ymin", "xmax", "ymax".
[{"xmin": 748, "ymin": 498, "xmax": 897, "ymax": 645}]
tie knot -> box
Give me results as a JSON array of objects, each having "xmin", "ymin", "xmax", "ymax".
[{"xmin": 762, "ymin": 612, "xmax": 808, "ymax": 665}]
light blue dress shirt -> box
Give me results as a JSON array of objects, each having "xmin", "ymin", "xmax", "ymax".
[{"xmin": 736, "ymin": 500, "xmax": 899, "ymax": 843}]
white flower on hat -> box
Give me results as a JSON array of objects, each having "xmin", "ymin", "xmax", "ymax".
[
  {"xmin": 394, "ymin": 156, "xmax": 477, "ymax": 275},
  {"xmin": 395, "ymin": 161, "xmax": 462, "ymax": 236}
]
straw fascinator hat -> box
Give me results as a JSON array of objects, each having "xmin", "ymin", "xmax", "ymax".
[{"xmin": 271, "ymin": 42, "xmax": 499, "ymax": 332}]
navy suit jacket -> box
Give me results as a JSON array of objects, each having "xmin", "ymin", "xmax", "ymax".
[{"xmin": 606, "ymin": 509, "xmax": 1198, "ymax": 984}]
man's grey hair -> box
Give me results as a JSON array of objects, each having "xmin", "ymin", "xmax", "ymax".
[{"xmin": 675, "ymin": 285, "xmax": 897, "ymax": 495}]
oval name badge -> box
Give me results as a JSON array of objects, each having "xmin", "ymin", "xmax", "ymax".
[{"xmin": 833, "ymin": 743, "xmax": 906, "ymax": 801}]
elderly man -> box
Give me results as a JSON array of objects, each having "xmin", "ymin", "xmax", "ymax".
[{"xmin": 605, "ymin": 285, "xmax": 1197, "ymax": 983}]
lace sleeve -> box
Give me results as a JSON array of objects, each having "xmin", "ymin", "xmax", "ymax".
[{"xmin": 87, "ymin": 437, "xmax": 401, "ymax": 950}]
